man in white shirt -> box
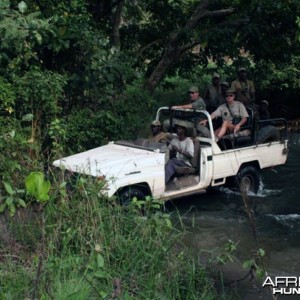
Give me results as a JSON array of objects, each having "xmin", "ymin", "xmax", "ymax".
[{"xmin": 165, "ymin": 121, "xmax": 194, "ymax": 184}]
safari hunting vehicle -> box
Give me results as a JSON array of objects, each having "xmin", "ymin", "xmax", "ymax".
[{"xmin": 53, "ymin": 107, "xmax": 288, "ymax": 205}]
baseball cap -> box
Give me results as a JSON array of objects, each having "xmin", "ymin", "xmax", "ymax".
[
  {"xmin": 212, "ymin": 72, "xmax": 220, "ymax": 79},
  {"xmin": 261, "ymin": 100, "xmax": 269, "ymax": 106},
  {"xmin": 238, "ymin": 67, "xmax": 246, "ymax": 73},
  {"xmin": 151, "ymin": 120, "xmax": 161, "ymax": 126},
  {"xmin": 188, "ymin": 86, "xmax": 199, "ymax": 93},
  {"xmin": 220, "ymin": 81, "xmax": 229, "ymax": 87}
]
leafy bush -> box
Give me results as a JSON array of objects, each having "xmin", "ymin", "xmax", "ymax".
[
  {"xmin": 0, "ymin": 175, "xmax": 227, "ymax": 299},
  {"xmin": 65, "ymin": 81, "xmax": 155, "ymax": 151},
  {"xmin": 0, "ymin": 77, "xmax": 15, "ymax": 114}
]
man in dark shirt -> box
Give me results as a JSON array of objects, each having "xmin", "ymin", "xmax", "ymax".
[{"xmin": 231, "ymin": 67, "xmax": 255, "ymax": 106}]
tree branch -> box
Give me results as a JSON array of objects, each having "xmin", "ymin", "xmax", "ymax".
[{"xmin": 146, "ymin": 3, "xmax": 236, "ymax": 92}]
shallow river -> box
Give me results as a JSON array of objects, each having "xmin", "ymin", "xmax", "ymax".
[{"xmin": 166, "ymin": 132, "xmax": 300, "ymax": 299}]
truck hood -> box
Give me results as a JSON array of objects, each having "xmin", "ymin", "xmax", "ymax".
[{"xmin": 52, "ymin": 142, "xmax": 164, "ymax": 179}]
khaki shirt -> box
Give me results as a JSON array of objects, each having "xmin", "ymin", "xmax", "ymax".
[
  {"xmin": 213, "ymin": 101, "xmax": 249, "ymax": 121},
  {"xmin": 192, "ymin": 97, "xmax": 206, "ymax": 110},
  {"xmin": 231, "ymin": 79, "xmax": 255, "ymax": 105},
  {"xmin": 147, "ymin": 132, "xmax": 172, "ymax": 143}
]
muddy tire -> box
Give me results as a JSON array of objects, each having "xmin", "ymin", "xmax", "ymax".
[
  {"xmin": 256, "ymin": 125, "xmax": 280, "ymax": 144},
  {"xmin": 118, "ymin": 187, "xmax": 146, "ymax": 206},
  {"xmin": 236, "ymin": 165, "xmax": 261, "ymax": 194}
]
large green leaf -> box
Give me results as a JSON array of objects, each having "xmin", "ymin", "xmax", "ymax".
[{"xmin": 25, "ymin": 172, "xmax": 51, "ymax": 202}]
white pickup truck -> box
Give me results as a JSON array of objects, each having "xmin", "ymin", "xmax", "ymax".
[{"xmin": 53, "ymin": 107, "xmax": 288, "ymax": 204}]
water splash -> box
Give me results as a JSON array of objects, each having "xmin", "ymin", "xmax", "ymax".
[
  {"xmin": 219, "ymin": 183, "xmax": 281, "ymax": 198},
  {"xmin": 267, "ymin": 214, "xmax": 300, "ymax": 229}
]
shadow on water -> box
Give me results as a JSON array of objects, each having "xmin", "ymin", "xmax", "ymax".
[{"xmin": 165, "ymin": 132, "xmax": 300, "ymax": 298}]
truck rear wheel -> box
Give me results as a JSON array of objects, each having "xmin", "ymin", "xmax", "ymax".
[
  {"xmin": 237, "ymin": 165, "xmax": 261, "ymax": 194},
  {"xmin": 118, "ymin": 187, "xmax": 146, "ymax": 206}
]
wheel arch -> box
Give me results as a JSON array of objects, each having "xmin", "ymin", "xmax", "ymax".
[
  {"xmin": 237, "ymin": 160, "xmax": 261, "ymax": 174},
  {"xmin": 225, "ymin": 161, "xmax": 260, "ymax": 186},
  {"xmin": 115, "ymin": 182, "xmax": 152, "ymax": 198}
]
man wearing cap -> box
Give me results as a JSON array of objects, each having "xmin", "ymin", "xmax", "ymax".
[
  {"xmin": 147, "ymin": 120, "xmax": 172, "ymax": 143},
  {"xmin": 200, "ymin": 88, "xmax": 249, "ymax": 140},
  {"xmin": 203, "ymin": 72, "xmax": 222, "ymax": 110},
  {"xmin": 165, "ymin": 121, "xmax": 194, "ymax": 184},
  {"xmin": 172, "ymin": 86, "xmax": 206, "ymax": 111},
  {"xmin": 259, "ymin": 100, "xmax": 270, "ymax": 124},
  {"xmin": 231, "ymin": 67, "xmax": 255, "ymax": 106},
  {"xmin": 167, "ymin": 85, "xmax": 207, "ymax": 137},
  {"xmin": 215, "ymin": 81, "xmax": 229, "ymax": 106}
]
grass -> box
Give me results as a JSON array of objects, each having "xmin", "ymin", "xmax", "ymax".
[{"xmin": 0, "ymin": 174, "xmax": 238, "ymax": 299}]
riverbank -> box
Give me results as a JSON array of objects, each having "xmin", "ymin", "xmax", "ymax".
[{"xmin": 0, "ymin": 181, "xmax": 238, "ymax": 299}]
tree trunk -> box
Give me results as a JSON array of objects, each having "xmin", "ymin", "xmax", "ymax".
[
  {"xmin": 111, "ymin": 0, "xmax": 124, "ymax": 50},
  {"xmin": 146, "ymin": 47, "xmax": 181, "ymax": 93},
  {"xmin": 145, "ymin": 1, "xmax": 235, "ymax": 93}
]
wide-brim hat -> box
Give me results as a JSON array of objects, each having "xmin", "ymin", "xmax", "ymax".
[{"xmin": 225, "ymin": 87, "xmax": 236, "ymax": 94}]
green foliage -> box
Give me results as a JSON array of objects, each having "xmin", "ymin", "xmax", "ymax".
[
  {"xmin": 254, "ymin": 58, "xmax": 300, "ymax": 90},
  {"xmin": 0, "ymin": 77, "xmax": 16, "ymax": 113},
  {"xmin": 0, "ymin": 1, "xmax": 297, "ymax": 298},
  {"xmin": 0, "ymin": 0, "xmax": 299, "ymax": 163},
  {"xmin": 0, "ymin": 261, "xmax": 33, "ymax": 299},
  {"xmin": 242, "ymin": 248, "xmax": 266, "ymax": 279},
  {"xmin": 65, "ymin": 82, "xmax": 155, "ymax": 150},
  {"xmin": 0, "ymin": 176, "xmax": 229, "ymax": 299},
  {"xmin": 0, "ymin": 171, "xmax": 50, "ymax": 216},
  {"xmin": 14, "ymin": 68, "xmax": 66, "ymax": 119},
  {"xmin": 0, "ymin": 117, "xmax": 38, "ymax": 183},
  {"xmin": 25, "ymin": 171, "xmax": 51, "ymax": 202},
  {"xmin": 0, "ymin": 1, "xmax": 52, "ymax": 69},
  {"xmin": 47, "ymin": 118, "xmax": 68, "ymax": 158},
  {"xmin": 0, "ymin": 181, "xmax": 26, "ymax": 216}
]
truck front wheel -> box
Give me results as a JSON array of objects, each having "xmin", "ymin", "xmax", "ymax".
[
  {"xmin": 237, "ymin": 166, "xmax": 261, "ymax": 194},
  {"xmin": 118, "ymin": 187, "xmax": 146, "ymax": 206}
]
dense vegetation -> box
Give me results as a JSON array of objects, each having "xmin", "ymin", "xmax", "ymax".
[
  {"xmin": 1, "ymin": 0, "xmax": 300, "ymax": 298},
  {"xmin": 1, "ymin": 173, "xmax": 238, "ymax": 299}
]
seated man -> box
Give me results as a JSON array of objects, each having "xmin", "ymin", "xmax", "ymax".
[
  {"xmin": 165, "ymin": 85, "xmax": 210, "ymax": 137},
  {"xmin": 172, "ymin": 85, "xmax": 206, "ymax": 111},
  {"xmin": 165, "ymin": 121, "xmax": 194, "ymax": 184},
  {"xmin": 147, "ymin": 120, "xmax": 172, "ymax": 143},
  {"xmin": 259, "ymin": 100, "xmax": 270, "ymax": 120},
  {"xmin": 200, "ymin": 88, "xmax": 248, "ymax": 141}
]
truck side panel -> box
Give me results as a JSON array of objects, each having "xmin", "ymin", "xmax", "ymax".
[{"xmin": 212, "ymin": 141, "xmax": 287, "ymax": 180}]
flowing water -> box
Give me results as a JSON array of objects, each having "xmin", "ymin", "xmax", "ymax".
[{"xmin": 166, "ymin": 132, "xmax": 300, "ymax": 299}]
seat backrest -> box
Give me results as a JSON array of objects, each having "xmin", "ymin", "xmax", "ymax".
[
  {"xmin": 190, "ymin": 138, "xmax": 200, "ymax": 169},
  {"xmin": 234, "ymin": 108, "xmax": 255, "ymax": 147},
  {"xmin": 242, "ymin": 108, "xmax": 254, "ymax": 129},
  {"xmin": 185, "ymin": 126, "xmax": 197, "ymax": 138}
]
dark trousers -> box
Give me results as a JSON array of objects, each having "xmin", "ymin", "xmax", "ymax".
[{"xmin": 165, "ymin": 158, "xmax": 188, "ymax": 184}]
